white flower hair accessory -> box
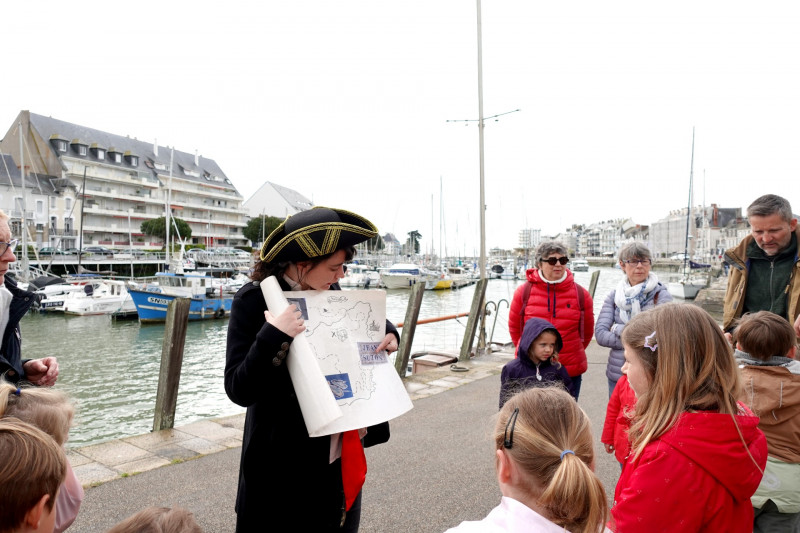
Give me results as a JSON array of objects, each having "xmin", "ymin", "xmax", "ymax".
[{"xmin": 644, "ymin": 331, "xmax": 658, "ymax": 352}]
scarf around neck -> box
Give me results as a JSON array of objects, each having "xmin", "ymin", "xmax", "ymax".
[{"xmin": 614, "ymin": 272, "xmax": 659, "ymax": 324}]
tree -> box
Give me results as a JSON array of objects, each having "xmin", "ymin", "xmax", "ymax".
[
  {"xmin": 407, "ymin": 230, "xmax": 422, "ymax": 254},
  {"xmin": 243, "ymin": 215, "xmax": 283, "ymax": 245},
  {"xmin": 140, "ymin": 217, "xmax": 192, "ymax": 240}
]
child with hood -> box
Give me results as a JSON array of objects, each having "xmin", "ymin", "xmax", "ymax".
[{"xmin": 500, "ymin": 318, "xmax": 574, "ymax": 408}]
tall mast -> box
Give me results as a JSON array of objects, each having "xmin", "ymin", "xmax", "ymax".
[
  {"xmin": 18, "ymin": 122, "xmax": 29, "ymax": 274},
  {"xmin": 476, "ymin": 0, "xmax": 486, "ymax": 280},
  {"xmin": 681, "ymin": 127, "xmax": 695, "ymax": 276}
]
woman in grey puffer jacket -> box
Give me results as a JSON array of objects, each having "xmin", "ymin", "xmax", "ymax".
[{"xmin": 594, "ymin": 242, "xmax": 672, "ymax": 396}]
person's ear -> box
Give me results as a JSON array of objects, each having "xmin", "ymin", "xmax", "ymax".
[
  {"xmin": 788, "ymin": 344, "xmax": 797, "ymax": 360},
  {"xmin": 23, "ymin": 494, "xmax": 49, "ymax": 530},
  {"xmin": 496, "ymin": 448, "xmax": 512, "ymax": 485}
]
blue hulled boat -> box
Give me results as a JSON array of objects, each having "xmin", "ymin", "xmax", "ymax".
[{"xmin": 128, "ymin": 272, "xmax": 232, "ymax": 323}]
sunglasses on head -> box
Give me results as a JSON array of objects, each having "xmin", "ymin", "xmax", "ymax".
[{"xmin": 542, "ymin": 256, "xmax": 569, "ymax": 265}]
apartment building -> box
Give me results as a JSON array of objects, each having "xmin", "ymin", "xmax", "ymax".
[{"xmin": 0, "ymin": 111, "xmax": 247, "ymax": 249}]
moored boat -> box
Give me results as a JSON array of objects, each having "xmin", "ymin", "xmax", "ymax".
[
  {"xmin": 569, "ymin": 259, "xmax": 590, "ymax": 272},
  {"xmin": 62, "ymin": 280, "xmax": 137, "ymax": 317},
  {"xmin": 380, "ymin": 263, "xmax": 425, "ymax": 289},
  {"xmin": 128, "ymin": 272, "xmax": 232, "ymax": 322}
]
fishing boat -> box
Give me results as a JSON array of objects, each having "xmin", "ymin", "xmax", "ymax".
[
  {"xmin": 425, "ymin": 270, "xmax": 454, "ymax": 290},
  {"xmin": 128, "ymin": 272, "xmax": 232, "ymax": 322},
  {"xmin": 62, "ymin": 279, "xmax": 137, "ymax": 317},
  {"xmin": 668, "ymin": 128, "xmax": 709, "ymax": 300},
  {"xmin": 339, "ymin": 263, "xmax": 380, "ymax": 288},
  {"xmin": 380, "ymin": 263, "xmax": 426, "ymax": 289},
  {"xmin": 569, "ymin": 259, "xmax": 590, "ymax": 272}
]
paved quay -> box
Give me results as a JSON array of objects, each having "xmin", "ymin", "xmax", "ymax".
[{"xmin": 69, "ymin": 342, "xmax": 619, "ymax": 532}]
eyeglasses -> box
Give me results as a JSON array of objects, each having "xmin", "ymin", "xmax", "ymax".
[
  {"xmin": 0, "ymin": 240, "xmax": 18, "ymax": 257},
  {"xmin": 542, "ymin": 256, "xmax": 569, "ymax": 266},
  {"xmin": 623, "ymin": 259, "xmax": 651, "ymax": 266},
  {"xmin": 503, "ymin": 407, "xmax": 520, "ymax": 449}
]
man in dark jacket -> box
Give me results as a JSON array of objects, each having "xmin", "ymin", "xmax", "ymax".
[
  {"xmin": 723, "ymin": 194, "xmax": 800, "ymax": 338},
  {"xmin": 0, "ymin": 211, "xmax": 58, "ymax": 385}
]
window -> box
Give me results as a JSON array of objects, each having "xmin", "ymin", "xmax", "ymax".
[
  {"xmin": 57, "ymin": 140, "xmax": 67, "ymax": 152},
  {"xmin": 65, "ymin": 198, "xmax": 72, "ymax": 211},
  {"xmin": 130, "ymin": 156, "xmax": 138, "ymax": 166},
  {"xmin": 78, "ymin": 145, "xmax": 87, "ymax": 156},
  {"xmin": 50, "ymin": 197, "xmax": 56, "ymax": 209},
  {"xmin": 36, "ymin": 200, "xmax": 43, "ymax": 214},
  {"xmin": 114, "ymin": 153, "xmax": 122, "ymax": 163},
  {"xmin": 50, "ymin": 216, "xmax": 57, "ymax": 232},
  {"xmin": 97, "ymin": 149, "xmax": 105, "ymax": 160}
]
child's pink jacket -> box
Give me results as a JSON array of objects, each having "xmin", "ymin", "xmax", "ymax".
[{"xmin": 601, "ymin": 375, "xmax": 636, "ymax": 464}]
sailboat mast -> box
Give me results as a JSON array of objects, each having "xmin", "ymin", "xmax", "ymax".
[
  {"xmin": 681, "ymin": 127, "xmax": 695, "ymax": 275},
  {"xmin": 18, "ymin": 122, "xmax": 29, "ymax": 275},
  {"xmin": 476, "ymin": 0, "xmax": 486, "ymax": 280}
]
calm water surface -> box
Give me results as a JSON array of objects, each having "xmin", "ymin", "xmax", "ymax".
[{"xmin": 23, "ymin": 268, "xmax": 637, "ymax": 448}]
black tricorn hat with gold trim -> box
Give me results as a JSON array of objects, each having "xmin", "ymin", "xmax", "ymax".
[{"xmin": 259, "ymin": 207, "xmax": 378, "ymax": 263}]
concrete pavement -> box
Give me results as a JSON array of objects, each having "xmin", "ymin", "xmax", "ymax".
[{"xmin": 68, "ymin": 342, "xmax": 619, "ymax": 532}]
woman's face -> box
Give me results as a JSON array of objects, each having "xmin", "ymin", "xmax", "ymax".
[
  {"xmin": 621, "ymin": 343, "xmax": 650, "ymax": 397},
  {"xmin": 539, "ymin": 253, "xmax": 567, "ymax": 281},
  {"xmin": 295, "ymin": 249, "xmax": 348, "ymax": 290},
  {"xmin": 620, "ymin": 256, "xmax": 651, "ymax": 286}
]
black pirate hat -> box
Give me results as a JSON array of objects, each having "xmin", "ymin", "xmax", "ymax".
[{"xmin": 259, "ymin": 207, "xmax": 378, "ymax": 263}]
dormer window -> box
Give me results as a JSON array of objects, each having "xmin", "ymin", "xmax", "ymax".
[
  {"xmin": 49, "ymin": 134, "xmax": 68, "ymax": 153},
  {"xmin": 108, "ymin": 148, "xmax": 122, "ymax": 164},
  {"xmin": 181, "ymin": 165, "xmax": 200, "ymax": 178},
  {"xmin": 71, "ymin": 139, "xmax": 88, "ymax": 156},
  {"xmin": 124, "ymin": 151, "xmax": 138, "ymax": 166},
  {"xmin": 90, "ymin": 143, "xmax": 106, "ymax": 161}
]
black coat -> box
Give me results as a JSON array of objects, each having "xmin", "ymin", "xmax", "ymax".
[
  {"xmin": 0, "ymin": 277, "xmax": 38, "ymax": 382},
  {"xmin": 224, "ymin": 279, "xmax": 397, "ymax": 532}
]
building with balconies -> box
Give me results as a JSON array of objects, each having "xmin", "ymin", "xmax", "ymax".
[
  {"xmin": 0, "ymin": 111, "xmax": 247, "ymax": 249},
  {"xmin": 0, "ymin": 153, "xmax": 61, "ymax": 249}
]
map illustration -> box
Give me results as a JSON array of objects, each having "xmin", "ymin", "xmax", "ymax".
[{"xmin": 284, "ymin": 289, "xmax": 413, "ymax": 436}]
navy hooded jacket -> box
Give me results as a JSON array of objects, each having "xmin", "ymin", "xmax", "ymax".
[{"xmin": 499, "ymin": 317, "xmax": 574, "ymax": 408}]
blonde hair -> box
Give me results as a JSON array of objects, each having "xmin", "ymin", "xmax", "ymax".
[
  {"xmin": 621, "ymin": 303, "xmax": 742, "ymax": 460},
  {"xmin": 0, "ymin": 418, "xmax": 67, "ymax": 532},
  {"xmin": 106, "ymin": 507, "xmax": 203, "ymax": 533},
  {"xmin": 0, "ymin": 378, "xmax": 74, "ymax": 445},
  {"xmin": 734, "ymin": 311, "xmax": 797, "ymax": 361},
  {"xmin": 496, "ymin": 387, "xmax": 607, "ymax": 533}
]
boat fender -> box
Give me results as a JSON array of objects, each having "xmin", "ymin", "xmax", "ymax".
[{"xmin": 214, "ymin": 307, "xmax": 225, "ymax": 319}]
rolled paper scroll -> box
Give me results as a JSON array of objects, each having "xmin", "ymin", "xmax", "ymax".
[{"xmin": 260, "ymin": 276, "xmax": 343, "ymax": 435}]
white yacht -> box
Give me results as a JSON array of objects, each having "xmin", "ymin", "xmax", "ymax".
[{"xmin": 380, "ymin": 263, "xmax": 425, "ymax": 289}]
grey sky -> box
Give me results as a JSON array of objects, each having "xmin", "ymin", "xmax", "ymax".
[{"xmin": 2, "ymin": 1, "xmax": 798, "ymax": 255}]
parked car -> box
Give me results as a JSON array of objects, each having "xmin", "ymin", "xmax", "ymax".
[
  {"xmin": 83, "ymin": 246, "xmax": 115, "ymax": 257},
  {"xmin": 214, "ymin": 247, "xmax": 251, "ymax": 259},
  {"xmin": 38, "ymin": 247, "xmax": 67, "ymax": 256}
]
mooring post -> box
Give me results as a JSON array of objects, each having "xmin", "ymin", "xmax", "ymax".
[
  {"xmin": 459, "ymin": 278, "xmax": 488, "ymax": 362},
  {"xmin": 394, "ymin": 282, "xmax": 425, "ymax": 377},
  {"xmin": 153, "ymin": 298, "xmax": 191, "ymax": 431},
  {"xmin": 588, "ymin": 270, "xmax": 600, "ymax": 299}
]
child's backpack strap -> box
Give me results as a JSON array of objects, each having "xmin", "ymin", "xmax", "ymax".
[
  {"xmin": 518, "ymin": 281, "xmax": 533, "ymax": 335},
  {"xmin": 576, "ymin": 283, "xmax": 585, "ymax": 343}
]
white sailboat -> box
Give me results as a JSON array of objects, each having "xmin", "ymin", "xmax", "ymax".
[{"xmin": 668, "ymin": 128, "xmax": 709, "ymax": 300}]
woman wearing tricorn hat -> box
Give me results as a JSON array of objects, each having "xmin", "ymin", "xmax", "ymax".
[{"xmin": 225, "ymin": 207, "xmax": 399, "ymax": 533}]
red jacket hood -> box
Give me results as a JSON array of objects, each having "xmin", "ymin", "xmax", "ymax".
[{"xmin": 658, "ymin": 409, "xmax": 767, "ymax": 501}]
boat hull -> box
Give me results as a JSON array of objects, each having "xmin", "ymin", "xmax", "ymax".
[
  {"xmin": 667, "ymin": 280, "xmax": 705, "ymax": 300},
  {"xmin": 128, "ymin": 289, "xmax": 232, "ymax": 322}
]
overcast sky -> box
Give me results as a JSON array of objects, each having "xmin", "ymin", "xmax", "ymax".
[{"xmin": 2, "ymin": 1, "xmax": 799, "ymax": 254}]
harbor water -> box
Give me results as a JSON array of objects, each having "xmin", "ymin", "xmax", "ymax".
[{"xmin": 24, "ymin": 267, "xmax": 642, "ymax": 448}]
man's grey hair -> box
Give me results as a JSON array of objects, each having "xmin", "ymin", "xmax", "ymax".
[
  {"xmin": 534, "ymin": 241, "xmax": 568, "ymax": 264},
  {"xmin": 618, "ymin": 242, "xmax": 652, "ymax": 262},
  {"xmin": 747, "ymin": 194, "xmax": 794, "ymax": 222}
]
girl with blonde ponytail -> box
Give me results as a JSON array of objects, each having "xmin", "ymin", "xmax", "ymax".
[{"xmin": 445, "ymin": 387, "xmax": 609, "ymax": 533}]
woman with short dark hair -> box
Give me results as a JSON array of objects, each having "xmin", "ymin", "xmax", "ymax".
[{"xmin": 508, "ymin": 241, "xmax": 594, "ymax": 399}]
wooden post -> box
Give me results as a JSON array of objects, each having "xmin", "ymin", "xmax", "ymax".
[
  {"xmin": 459, "ymin": 278, "xmax": 488, "ymax": 362},
  {"xmin": 588, "ymin": 270, "xmax": 601, "ymax": 299},
  {"xmin": 394, "ymin": 282, "xmax": 425, "ymax": 377},
  {"xmin": 153, "ymin": 298, "xmax": 191, "ymax": 431}
]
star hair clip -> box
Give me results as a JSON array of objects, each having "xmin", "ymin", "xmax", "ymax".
[{"xmin": 644, "ymin": 331, "xmax": 658, "ymax": 352}]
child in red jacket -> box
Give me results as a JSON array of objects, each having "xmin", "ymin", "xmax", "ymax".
[
  {"xmin": 609, "ymin": 303, "xmax": 767, "ymax": 533},
  {"xmin": 601, "ymin": 374, "xmax": 635, "ymax": 466}
]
